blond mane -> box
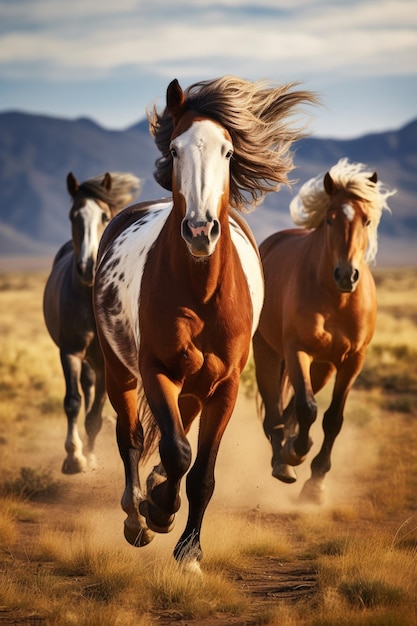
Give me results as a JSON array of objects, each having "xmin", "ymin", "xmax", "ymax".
[
  {"xmin": 148, "ymin": 76, "xmax": 318, "ymax": 212},
  {"xmin": 290, "ymin": 158, "xmax": 396, "ymax": 263}
]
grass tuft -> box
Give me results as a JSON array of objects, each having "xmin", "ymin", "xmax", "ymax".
[{"xmin": 1, "ymin": 466, "xmax": 62, "ymax": 501}]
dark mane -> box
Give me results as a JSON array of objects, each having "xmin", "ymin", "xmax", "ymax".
[
  {"xmin": 78, "ymin": 180, "xmax": 114, "ymax": 204},
  {"xmin": 148, "ymin": 76, "xmax": 318, "ymax": 212},
  {"xmin": 76, "ymin": 173, "xmax": 142, "ymax": 215}
]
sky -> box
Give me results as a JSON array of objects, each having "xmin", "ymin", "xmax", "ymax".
[{"xmin": 1, "ymin": 0, "xmax": 416, "ymax": 139}]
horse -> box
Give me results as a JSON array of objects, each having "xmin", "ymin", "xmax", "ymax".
[
  {"xmin": 43, "ymin": 171, "xmax": 142, "ymax": 474},
  {"xmin": 253, "ymin": 158, "xmax": 396, "ymax": 504},
  {"xmin": 93, "ymin": 76, "xmax": 317, "ymax": 569}
]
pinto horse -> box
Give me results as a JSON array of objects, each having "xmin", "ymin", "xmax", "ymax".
[
  {"xmin": 253, "ymin": 158, "xmax": 395, "ymax": 504},
  {"xmin": 93, "ymin": 76, "xmax": 317, "ymax": 568},
  {"xmin": 43, "ymin": 171, "xmax": 142, "ymax": 474}
]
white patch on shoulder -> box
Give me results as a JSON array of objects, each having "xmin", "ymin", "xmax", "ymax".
[
  {"xmin": 342, "ymin": 203, "xmax": 355, "ymax": 222},
  {"xmin": 96, "ymin": 200, "xmax": 172, "ymax": 376},
  {"xmin": 229, "ymin": 217, "xmax": 264, "ymax": 335}
]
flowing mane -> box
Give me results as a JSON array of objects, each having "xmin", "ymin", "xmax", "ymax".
[
  {"xmin": 289, "ymin": 158, "xmax": 396, "ymax": 263},
  {"xmin": 148, "ymin": 75, "xmax": 318, "ymax": 212},
  {"xmin": 79, "ymin": 172, "xmax": 142, "ymax": 214}
]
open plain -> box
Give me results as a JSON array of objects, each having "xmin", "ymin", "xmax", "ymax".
[{"xmin": 0, "ymin": 267, "xmax": 416, "ymax": 625}]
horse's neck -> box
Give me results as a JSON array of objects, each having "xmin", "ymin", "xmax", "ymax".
[{"xmin": 166, "ymin": 208, "xmax": 234, "ymax": 304}]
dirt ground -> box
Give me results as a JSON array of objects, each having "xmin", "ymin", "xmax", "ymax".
[{"xmin": 2, "ymin": 385, "xmax": 394, "ymax": 626}]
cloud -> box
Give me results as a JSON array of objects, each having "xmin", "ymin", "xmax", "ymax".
[
  {"xmin": 1, "ymin": 0, "xmax": 415, "ymax": 137},
  {"xmin": 1, "ymin": 0, "xmax": 416, "ymax": 82}
]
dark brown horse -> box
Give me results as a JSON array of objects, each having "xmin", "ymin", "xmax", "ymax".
[
  {"xmin": 43, "ymin": 172, "xmax": 142, "ymax": 473},
  {"xmin": 93, "ymin": 76, "xmax": 317, "ymax": 569},
  {"xmin": 253, "ymin": 158, "xmax": 395, "ymax": 504}
]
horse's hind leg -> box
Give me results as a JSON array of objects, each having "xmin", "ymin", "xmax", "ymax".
[
  {"xmin": 81, "ymin": 361, "xmax": 106, "ymax": 469},
  {"xmin": 281, "ymin": 349, "xmax": 316, "ymax": 468},
  {"xmin": 253, "ymin": 331, "xmax": 297, "ymax": 483},
  {"xmin": 300, "ymin": 356, "xmax": 362, "ymax": 504},
  {"xmin": 60, "ymin": 351, "xmax": 88, "ymax": 474},
  {"xmin": 105, "ymin": 367, "xmax": 154, "ymax": 547}
]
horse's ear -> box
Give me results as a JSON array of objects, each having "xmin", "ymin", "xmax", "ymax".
[
  {"xmin": 369, "ymin": 172, "xmax": 378, "ymax": 184},
  {"xmin": 166, "ymin": 79, "xmax": 186, "ymax": 120},
  {"xmin": 67, "ymin": 172, "xmax": 79, "ymax": 197},
  {"xmin": 323, "ymin": 172, "xmax": 334, "ymax": 195},
  {"xmin": 101, "ymin": 172, "xmax": 112, "ymax": 191}
]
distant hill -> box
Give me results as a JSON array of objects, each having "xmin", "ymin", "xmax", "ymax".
[{"xmin": 0, "ymin": 111, "xmax": 416, "ymax": 268}]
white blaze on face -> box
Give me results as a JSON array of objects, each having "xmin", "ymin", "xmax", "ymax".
[
  {"xmin": 171, "ymin": 120, "xmax": 232, "ymax": 224},
  {"xmin": 79, "ymin": 198, "xmax": 103, "ymax": 263},
  {"xmin": 342, "ymin": 203, "xmax": 355, "ymax": 222}
]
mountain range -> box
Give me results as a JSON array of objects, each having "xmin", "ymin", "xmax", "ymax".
[{"xmin": 0, "ymin": 111, "xmax": 416, "ymax": 269}]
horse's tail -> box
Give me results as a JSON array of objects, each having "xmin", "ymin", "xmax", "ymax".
[
  {"xmin": 255, "ymin": 390, "xmax": 264, "ymax": 421},
  {"xmin": 137, "ymin": 392, "xmax": 160, "ymax": 464},
  {"xmin": 278, "ymin": 361, "xmax": 294, "ymax": 414},
  {"xmin": 255, "ymin": 357, "xmax": 294, "ymax": 422}
]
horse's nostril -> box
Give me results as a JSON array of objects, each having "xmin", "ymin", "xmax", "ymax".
[
  {"xmin": 181, "ymin": 219, "xmax": 194, "ymax": 243},
  {"xmin": 334, "ymin": 267, "xmax": 341, "ymax": 281},
  {"xmin": 211, "ymin": 220, "xmax": 220, "ymax": 238}
]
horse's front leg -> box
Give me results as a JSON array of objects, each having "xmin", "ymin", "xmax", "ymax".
[
  {"xmin": 140, "ymin": 372, "xmax": 192, "ymax": 535},
  {"xmin": 281, "ymin": 349, "xmax": 316, "ymax": 466},
  {"xmin": 82, "ymin": 360, "xmax": 106, "ymax": 469},
  {"xmin": 300, "ymin": 352, "xmax": 365, "ymax": 504},
  {"xmin": 253, "ymin": 331, "xmax": 297, "ymax": 483},
  {"xmin": 106, "ymin": 368, "xmax": 154, "ymax": 547},
  {"xmin": 60, "ymin": 351, "xmax": 87, "ymax": 474},
  {"xmin": 173, "ymin": 374, "xmax": 240, "ymax": 569}
]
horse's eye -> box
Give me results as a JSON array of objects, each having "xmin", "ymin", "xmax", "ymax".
[
  {"xmin": 102, "ymin": 213, "xmax": 110, "ymax": 224},
  {"xmin": 170, "ymin": 148, "xmax": 178, "ymax": 158},
  {"xmin": 326, "ymin": 218, "xmax": 332, "ymax": 226},
  {"xmin": 225, "ymin": 149, "xmax": 233, "ymax": 160},
  {"xmin": 365, "ymin": 218, "xmax": 371, "ymax": 227}
]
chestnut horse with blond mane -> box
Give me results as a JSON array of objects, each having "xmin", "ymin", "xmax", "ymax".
[
  {"xmin": 93, "ymin": 76, "xmax": 317, "ymax": 569},
  {"xmin": 253, "ymin": 158, "xmax": 395, "ymax": 504}
]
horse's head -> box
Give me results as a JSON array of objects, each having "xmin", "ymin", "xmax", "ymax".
[
  {"xmin": 166, "ymin": 79, "xmax": 233, "ymax": 257},
  {"xmin": 67, "ymin": 172, "xmax": 113, "ymax": 285},
  {"xmin": 323, "ymin": 170, "xmax": 377, "ymax": 293}
]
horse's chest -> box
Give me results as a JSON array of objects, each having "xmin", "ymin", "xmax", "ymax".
[
  {"xmin": 314, "ymin": 312, "xmax": 371, "ymax": 362},
  {"xmin": 162, "ymin": 305, "xmax": 246, "ymax": 379}
]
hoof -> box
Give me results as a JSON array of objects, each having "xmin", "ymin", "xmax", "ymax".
[
  {"xmin": 139, "ymin": 499, "xmax": 176, "ymax": 534},
  {"xmin": 281, "ymin": 436, "xmax": 312, "ymax": 466},
  {"xmin": 180, "ymin": 558, "xmax": 203, "ymax": 577},
  {"xmin": 87, "ymin": 452, "xmax": 98, "ymax": 470},
  {"xmin": 123, "ymin": 517, "xmax": 154, "ymax": 547},
  {"xmin": 61, "ymin": 455, "xmax": 87, "ymax": 474},
  {"xmin": 299, "ymin": 478, "xmax": 325, "ymax": 505},
  {"xmin": 272, "ymin": 463, "xmax": 297, "ymax": 484}
]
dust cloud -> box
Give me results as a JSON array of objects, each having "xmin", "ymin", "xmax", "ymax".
[{"xmin": 55, "ymin": 386, "xmax": 379, "ymax": 559}]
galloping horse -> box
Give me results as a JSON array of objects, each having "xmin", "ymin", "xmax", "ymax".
[
  {"xmin": 253, "ymin": 158, "xmax": 395, "ymax": 503},
  {"xmin": 93, "ymin": 76, "xmax": 317, "ymax": 568},
  {"xmin": 43, "ymin": 172, "xmax": 142, "ymax": 474}
]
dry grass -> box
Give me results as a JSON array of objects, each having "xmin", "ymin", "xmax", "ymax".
[{"xmin": 0, "ymin": 267, "xmax": 417, "ymax": 625}]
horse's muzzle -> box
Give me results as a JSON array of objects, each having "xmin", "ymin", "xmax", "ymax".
[
  {"xmin": 76, "ymin": 259, "xmax": 95, "ymax": 285},
  {"xmin": 181, "ymin": 218, "xmax": 220, "ymax": 257},
  {"xmin": 334, "ymin": 265, "xmax": 360, "ymax": 293}
]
